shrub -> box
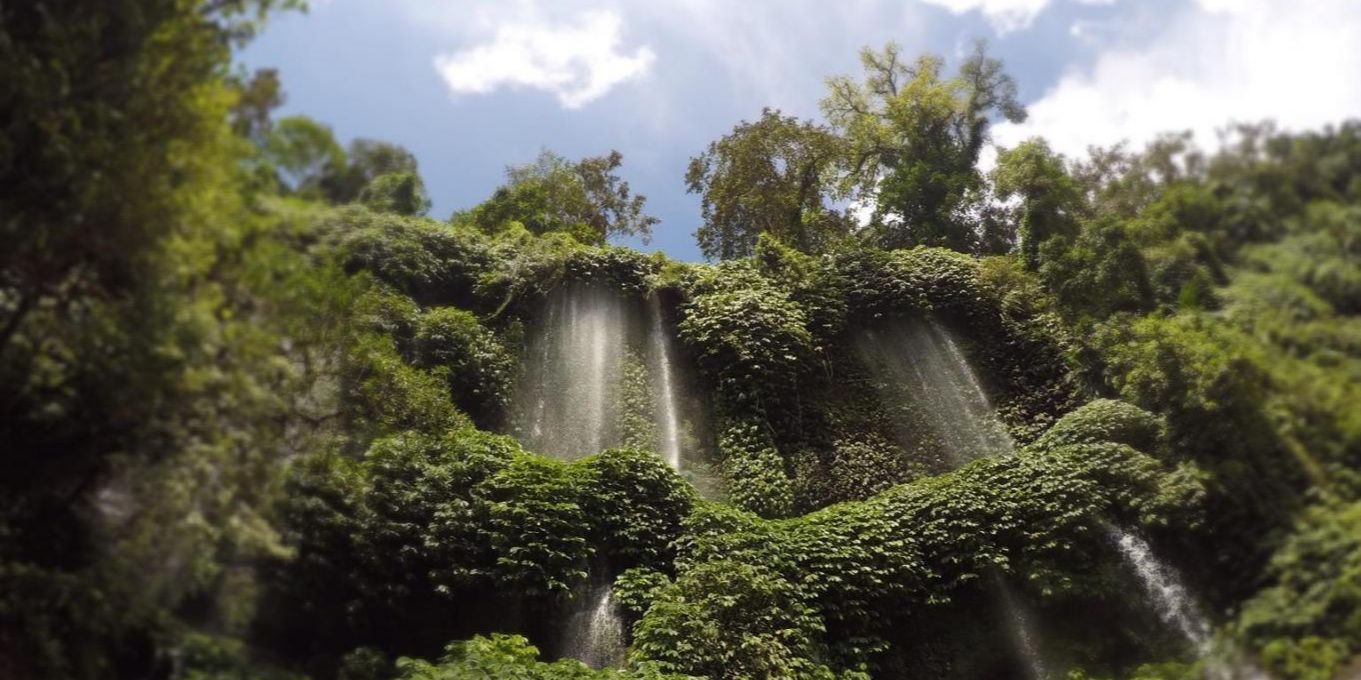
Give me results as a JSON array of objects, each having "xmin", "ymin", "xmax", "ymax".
[
  {"xmin": 1238, "ymin": 500, "xmax": 1361, "ymax": 680},
  {"xmin": 396, "ymin": 633, "xmax": 688, "ymax": 679},
  {"xmin": 718, "ymin": 422, "xmax": 794, "ymax": 518},
  {"xmin": 574, "ymin": 449, "xmax": 694, "ymax": 569},
  {"xmin": 326, "ymin": 206, "xmax": 491, "ymax": 307},
  {"xmin": 822, "ymin": 436, "xmax": 913, "ymax": 503},
  {"xmin": 679, "ymin": 276, "xmax": 813, "ymax": 410},
  {"xmin": 359, "ymin": 171, "xmax": 431, "ymax": 217},
  {"xmin": 412, "ymin": 307, "xmax": 516, "ymax": 428},
  {"xmin": 630, "ymin": 561, "xmax": 844, "ymax": 680},
  {"xmin": 1033, "ymin": 399, "xmax": 1166, "ymax": 454}
]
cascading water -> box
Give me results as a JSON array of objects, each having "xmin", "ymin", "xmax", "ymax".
[
  {"xmin": 518, "ymin": 285, "xmax": 629, "ymax": 459},
  {"xmin": 856, "ymin": 318, "xmax": 1014, "ymax": 466},
  {"xmin": 1112, "ymin": 530, "xmax": 1212, "ymax": 651},
  {"xmin": 1112, "ymin": 529, "xmax": 1270, "ymax": 679},
  {"xmin": 993, "ymin": 573, "xmax": 1050, "ymax": 680},
  {"xmin": 561, "ymin": 582, "xmax": 626, "ymax": 669},
  {"xmin": 648, "ymin": 296, "xmax": 683, "ymax": 471},
  {"xmin": 860, "ymin": 317, "xmax": 1047, "ymax": 676}
]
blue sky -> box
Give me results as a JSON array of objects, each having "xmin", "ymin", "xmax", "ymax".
[{"xmin": 240, "ymin": 0, "xmax": 1361, "ymax": 262}]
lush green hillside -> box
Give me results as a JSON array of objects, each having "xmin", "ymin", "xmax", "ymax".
[{"xmin": 3, "ymin": 3, "xmax": 1361, "ymax": 679}]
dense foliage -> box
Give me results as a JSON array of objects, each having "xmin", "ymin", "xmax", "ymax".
[{"xmin": 4, "ymin": 5, "xmax": 1361, "ymax": 679}]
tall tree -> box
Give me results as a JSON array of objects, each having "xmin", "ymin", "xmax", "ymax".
[
  {"xmin": 687, "ymin": 108, "xmax": 851, "ymax": 260},
  {"xmin": 0, "ymin": 1, "xmax": 329, "ymax": 676},
  {"xmin": 360, "ymin": 171, "xmax": 432, "ymax": 216},
  {"xmin": 263, "ymin": 114, "xmax": 346, "ymax": 194},
  {"xmin": 821, "ymin": 41, "xmax": 1026, "ymax": 252},
  {"xmin": 467, "ymin": 150, "xmax": 657, "ymax": 245},
  {"xmin": 322, "ymin": 138, "xmax": 422, "ymax": 204},
  {"xmin": 228, "ymin": 67, "xmax": 284, "ymax": 142},
  {"xmin": 991, "ymin": 138, "xmax": 1084, "ymax": 269},
  {"xmin": 0, "ymin": 0, "xmax": 297, "ymax": 346}
]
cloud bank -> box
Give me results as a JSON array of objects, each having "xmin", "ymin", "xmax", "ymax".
[
  {"xmin": 994, "ymin": 0, "xmax": 1361, "ymax": 157},
  {"xmin": 433, "ymin": 10, "xmax": 655, "ymax": 109},
  {"xmin": 921, "ymin": 0, "xmax": 1113, "ymax": 34}
]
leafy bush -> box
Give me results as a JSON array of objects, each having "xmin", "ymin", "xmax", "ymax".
[
  {"xmin": 326, "ymin": 206, "xmax": 492, "ymax": 307},
  {"xmin": 359, "ymin": 171, "xmax": 431, "ymax": 217},
  {"xmin": 413, "ymin": 307, "xmax": 516, "ymax": 428},
  {"xmin": 274, "ymin": 433, "xmax": 694, "ymax": 661},
  {"xmin": 678, "ymin": 272, "xmax": 813, "ymax": 410},
  {"xmin": 633, "ymin": 413, "xmax": 1204, "ymax": 677},
  {"xmin": 630, "ymin": 561, "xmax": 851, "ymax": 680},
  {"xmin": 574, "ymin": 449, "xmax": 695, "ymax": 569},
  {"xmin": 754, "ymin": 235, "xmax": 849, "ymax": 347},
  {"xmin": 821, "ymin": 436, "xmax": 913, "ymax": 503},
  {"xmin": 396, "ymin": 634, "xmax": 688, "ymax": 679},
  {"xmin": 339, "ymin": 332, "xmax": 471, "ymax": 443},
  {"xmin": 613, "ymin": 567, "xmax": 672, "ymax": 619},
  {"xmin": 1237, "ymin": 500, "xmax": 1361, "ymax": 679},
  {"xmin": 1034, "ymin": 399, "xmax": 1166, "ymax": 454},
  {"xmin": 718, "ymin": 421, "xmax": 794, "ymax": 518},
  {"xmin": 483, "ymin": 454, "xmax": 590, "ymax": 595}
]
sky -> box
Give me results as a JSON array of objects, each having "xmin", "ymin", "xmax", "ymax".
[{"xmin": 239, "ymin": 0, "xmax": 1361, "ymax": 262}]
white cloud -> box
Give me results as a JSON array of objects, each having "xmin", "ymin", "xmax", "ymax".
[
  {"xmin": 919, "ymin": 0, "xmax": 1053, "ymax": 33},
  {"xmin": 993, "ymin": 0, "xmax": 1361, "ymax": 158},
  {"xmin": 920, "ymin": 0, "xmax": 1112, "ymax": 34},
  {"xmin": 432, "ymin": 10, "xmax": 655, "ymax": 109}
]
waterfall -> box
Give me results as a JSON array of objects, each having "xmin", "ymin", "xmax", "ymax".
[
  {"xmin": 517, "ymin": 285, "xmax": 628, "ymax": 459},
  {"xmin": 561, "ymin": 583, "xmax": 626, "ymax": 669},
  {"xmin": 857, "ymin": 317, "xmax": 1014, "ymax": 466},
  {"xmin": 860, "ymin": 317, "xmax": 1050, "ymax": 676},
  {"xmin": 1112, "ymin": 529, "xmax": 1212, "ymax": 650},
  {"xmin": 993, "ymin": 574, "xmax": 1049, "ymax": 680},
  {"xmin": 648, "ymin": 297, "xmax": 683, "ymax": 471},
  {"xmin": 1112, "ymin": 529, "xmax": 1270, "ymax": 680}
]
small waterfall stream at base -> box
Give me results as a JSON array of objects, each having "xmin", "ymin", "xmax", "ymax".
[
  {"xmin": 1112, "ymin": 530, "xmax": 1213, "ymax": 650},
  {"xmin": 1111, "ymin": 529, "xmax": 1270, "ymax": 679},
  {"xmin": 561, "ymin": 582, "xmax": 627, "ymax": 669},
  {"xmin": 993, "ymin": 573, "xmax": 1050, "ymax": 680}
]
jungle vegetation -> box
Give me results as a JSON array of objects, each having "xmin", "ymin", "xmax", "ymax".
[{"xmin": 3, "ymin": 2, "xmax": 1361, "ymax": 679}]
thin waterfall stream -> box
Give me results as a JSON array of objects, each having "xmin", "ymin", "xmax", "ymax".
[
  {"xmin": 1112, "ymin": 529, "xmax": 1212, "ymax": 651},
  {"xmin": 515, "ymin": 287, "xmax": 706, "ymax": 668},
  {"xmin": 1112, "ymin": 529, "xmax": 1270, "ymax": 679},
  {"xmin": 992, "ymin": 572, "xmax": 1050, "ymax": 680},
  {"xmin": 561, "ymin": 580, "xmax": 626, "ymax": 669},
  {"xmin": 648, "ymin": 296, "xmax": 683, "ymax": 471},
  {"xmin": 861, "ymin": 317, "xmax": 1266, "ymax": 677}
]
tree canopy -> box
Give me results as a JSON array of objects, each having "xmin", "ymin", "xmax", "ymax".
[
  {"xmin": 465, "ymin": 150, "xmax": 658, "ymax": 246},
  {"xmin": 822, "ymin": 41, "xmax": 1026, "ymax": 252},
  {"xmin": 687, "ymin": 108, "xmax": 852, "ymax": 260}
]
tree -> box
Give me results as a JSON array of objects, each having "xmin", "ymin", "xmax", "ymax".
[
  {"xmin": 264, "ymin": 115, "xmax": 346, "ymax": 195},
  {"xmin": 228, "ymin": 67, "xmax": 284, "ymax": 142},
  {"xmin": 1, "ymin": 0, "xmax": 313, "ymax": 676},
  {"xmin": 991, "ymin": 138, "xmax": 1084, "ymax": 269},
  {"xmin": 0, "ymin": 0, "xmax": 298, "ymax": 348},
  {"xmin": 687, "ymin": 108, "xmax": 851, "ymax": 260},
  {"xmin": 360, "ymin": 171, "xmax": 432, "ymax": 216},
  {"xmin": 467, "ymin": 150, "xmax": 657, "ymax": 245},
  {"xmin": 322, "ymin": 138, "xmax": 422, "ymax": 204},
  {"xmin": 822, "ymin": 41, "xmax": 1026, "ymax": 252}
]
